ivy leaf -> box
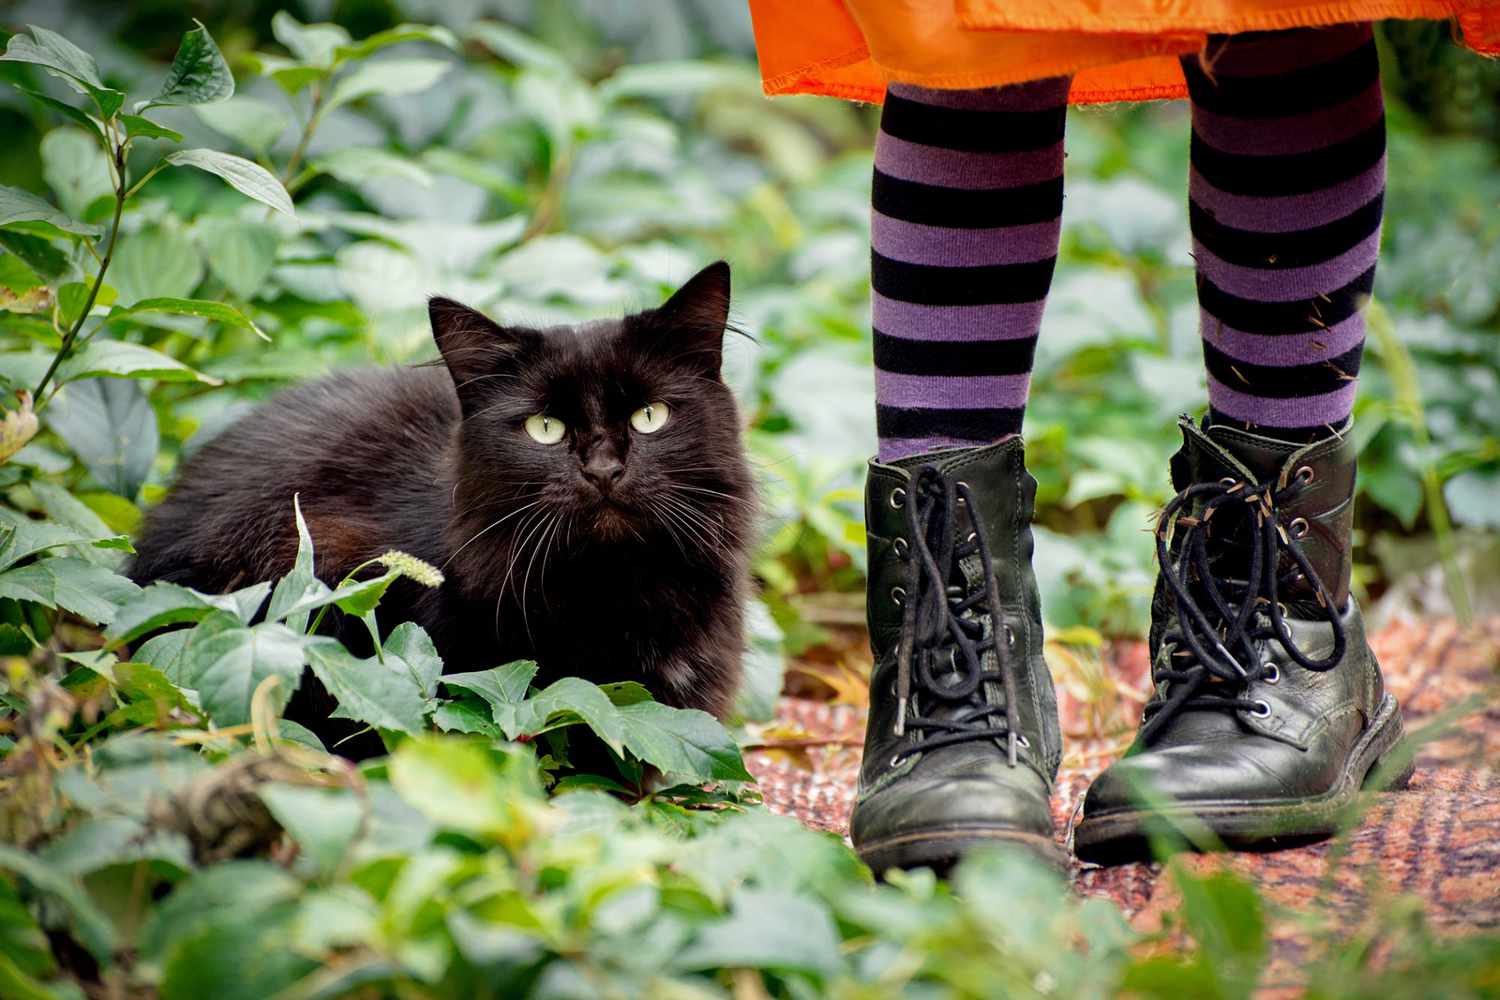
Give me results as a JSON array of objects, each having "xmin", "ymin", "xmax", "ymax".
[
  {"xmin": 0, "ymin": 184, "xmax": 100, "ymax": 238},
  {"xmin": 443, "ymin": 660, "xmax": 538, "ymax": 713},
  {"xmin": 384, "ymin": 622, "xmax": 443, "ymax": 699},
  {"xmin": 305, "ymin": 638, "xmax": 426, "ymax": 735},
  {"xmin": 107, "ymin": 581, "xmax": 269, "ymax": 646},
  {"xmin": 120, "ymin": 115, "xmax": 184, "ymax": 142},
  {"xmin": 0, "ymin": 846, "xmax": 116, "ymax": 964},
  {"xmin": 674, "ymin": 887, "xmax": 842, "ymax": 977},
  {"xmin": 0, "ymin": 25, "xmax": 125, "ymax": 119},
  {"xmin": 0, "ymin": 507, "xmax": 125, "ymax": 574},
  {"xmin": 138, "ymin": 860, "xmax": 301, "ymax": 966},
  {"xmin": 135, "ymin": 21, "xmax": 235, "ymax": 112},
  {"xmin": 175, "ymin": 622, "xmax": 307, "ymax": 726},
  {"xmin": 164, "ymin": 149, "xmax": 295, "ymax": 217},
  {"xmin": 46, "ymin": 378, "xmax": 158, "ymax": 499},
  {"xmin": 267, "ymin": 495, "xmax": 323, "ymax": 633},
  {"xmin": 258, "ymin": 785, "xmax": 362, "ymax": 877},
  {"xmin": 0, "ymin": 556, "xmax": 140, "ymax": 624},
  {"xmin": 616, "ymin": 700, "xmax": 753, "ymax": 783}
]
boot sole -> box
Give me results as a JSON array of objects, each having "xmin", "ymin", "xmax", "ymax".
[
  {"xmin": 1072, "ymin": 692, "xmax": 1411, "ymax": 865},
  {"xmin": 857, "ymin": 827, "xmax": 1067, "ymax": 878}
]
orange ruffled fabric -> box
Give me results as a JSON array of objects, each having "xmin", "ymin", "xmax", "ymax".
[{"xmin": 746, "ymin": 0, "xmax": 1500, "ymax": 104}]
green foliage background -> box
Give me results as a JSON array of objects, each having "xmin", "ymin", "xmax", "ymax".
[{"xmin": 0, "ymin": 2, "xmax": 1496, "ymax": 997}]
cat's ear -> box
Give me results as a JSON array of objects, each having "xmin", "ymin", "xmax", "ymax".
[
  {"xmin": 643, "ymin": 261, "xmax": 731, "ymax": 376},
  {"xmin": 429, "ymin": 297, "xmax": 532, "ymax": 415}
]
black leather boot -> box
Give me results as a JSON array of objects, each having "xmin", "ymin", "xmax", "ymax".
[
  {"xmin": 851, "ymin": 438, "xmax": 1063, "ymax": 873},
  {"xmin": 1074, "ymin": 417, "xmax": 1409, "ymax": 863}
]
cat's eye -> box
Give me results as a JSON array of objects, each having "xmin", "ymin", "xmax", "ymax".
[
  {"xmin": 524, "ymin": 414, "xmax": 566, "ymax": 444},
  {"xmin": 630, "ymin": 402, "xmax": 670, "ymax": 434}
]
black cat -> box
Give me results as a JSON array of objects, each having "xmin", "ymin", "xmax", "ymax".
[{"xmin": 129, "ymin": 262, "xmax": 756, "ymax": 748}]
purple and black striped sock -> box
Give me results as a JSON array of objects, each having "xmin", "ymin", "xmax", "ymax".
[
  {"xmin": 871, "ymin": 77, "xmax": 1071, "ymax": 462},
  {"xmin": 1182, "ymin": 23, "xmax": 1385, "ymax": 443}
]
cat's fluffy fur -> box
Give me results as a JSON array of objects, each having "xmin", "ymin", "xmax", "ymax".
[{"xmin": 129, "ymin": 263, "xmax": 756, "ymax": 749}]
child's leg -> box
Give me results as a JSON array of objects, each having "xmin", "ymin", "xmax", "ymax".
[
  {"xmin": 872, "ymin": 78, "xmax": 1070, "ymax": 461},
  {"xmin": 1182, "ymin": 23, "xmax": 1385, "ymax": 442}
]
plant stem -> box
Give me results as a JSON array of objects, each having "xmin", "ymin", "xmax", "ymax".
[
  {"xmin": 34, "ymin": 141, "xmax": 127, "ymax": 402},
  {"xmin": 280, "ymin": 83, "xmax": 325, "ymax": 187}
]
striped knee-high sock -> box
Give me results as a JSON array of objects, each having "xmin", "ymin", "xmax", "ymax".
[
  {"xmin": 871, "ymin": 77, "xmax": 1070, "ymax": 463},
  {"xmin": 1183, "ymin": 24, "xmax": 1385, "ymax": 443}
]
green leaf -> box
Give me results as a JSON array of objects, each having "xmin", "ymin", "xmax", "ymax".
[
  {"xmin": 0, "ymin": 184, "xmax": 99, "ymax": 238},
  {"xmin": 135, "ymin": 21, "xmax": 234, "ymax": 112},
  {"xmin": 384, "ymin": 622, "xmax": 443, "ymax": 699},
  {"xmin": 310, "ymin": 147, "xmax": 433, "ymax": 188},
  {"xmin": 164, "ymin": 149, "xmax": 295, "ymax": 217},
  {"xmin": 599, "ymin": 60, "xmax": 756, "ymax": 103},
  {"xmin": 57, "ymin": 337, "xmax": 220, "ymax": 384},
  {"xmin": 27, "ymin": 483, "xmax": 124, "ymax": 567},
  {"xmin": 734, "ymin": 598, "xmax": 785, "ymax": 723},
  {"xmin": 0, "ymin": 877, "xmax": 56, "ymax": 984},
  {"xmin": 674, "ymin": 887, "xmax": 842, "ymax": 977},
  {"xmin": 41, "ymin": 128, "xmax": 112, "ymax": 219},
  {"xmin": 305, "ymin": 638, "xmax": 426, "ymax": 735},
  {"xmin": 138, "ymin": 860, "xmax": 301, "ymax": 965},
  {"xmin": 617, "ymin": 700, "xmax": 753, "ymax": 783},
  {"xmin": 1444, "ymin": 468, "xmax": 1500, "ymax": 530},
  {"xmin": 242, "ymin": 53, "xmax": 327, "ymax": 95},
  {"xmin": 196, "ymin": 219, "xmax": 278, "ymax": 302},
  {"xmin": 0, "ymin": 231, "xmax": 70, "ymax": 281},
  {"xmin": 334, "ymin": 24, "xmax": 459, "ymax": 63},
  {"xmin": 501, "ymin": 676, "xmax": 626, "ymax": 754},
  {"xmin": 267, "ymin": 495, "xmax": 322, "ymax": 633},
  {"xmin": 160, "ymin": 900, "xmax": 314, "ymax": 1000},
  {"xmin": 106, "ymin": 581, "xmax": 266, "ymax": 646},
  {"xmin": 442, "ymin": 660, "xmax": 538, "ymax": 713},
  {"xmin": 0, "ymin": 25, "xmax": 125, "ymax": 119},
  {"xmin": 14, "ymin": 86, "xmax": 105, "ymax": 143},
  {"xmin": 176, "ymin": 622, "xmax": 306, "ymax": 725},
  {"xmin": 45, "ymin": 378, "xmax": 158, "ymax": 498},
  {"xmin": 0, "ymin": 845, "xmax": 115, "ymax": 963},
  {"xmin": 467, "ymin": 21, "xmax": 573, "ymax": 74},
  {"xmin": 0, "ymin": 506, "xmax": 125, "ymax": 574},
  {"xmin": 39, "ymin": 815, "xmax": 191, "ymax": 877},
  {"xmin": 271, "ymin": 11, "xmax": 352, "ymax": 67},
  {"xmin": 194, "ymin": 98, "xmax": 289, "ymax": 154},
  {"xmin": 323, "ymin": 58, "xmax": 452, "ymax": 116},
  {"xmin": 110, "ymin": 225, "xmax": 203, "ymax": 304},
  {"xmin": 259, "ymin": 785, "xmax": 362, "ymax": 877},
  {"xmin": 120, "ymin": 115, "xmax": 183, "ymax": 142},
  {"xmin": 0, "ymin": 557, "xmax": 140, "ymax": 624},
  {"xmin": 109, "ymin": 298, "xmax": 266, "ymax": 343},
  {"xmin": 387, "ymin": 736, "xmax": 545, "ymax": 837},
  {"xmin": 431, "ymin": 700, "xmax": 500, "ymax": 737}
]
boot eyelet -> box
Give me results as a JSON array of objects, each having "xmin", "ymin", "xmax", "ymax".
[
  {"xmin": 1289, "ymin": 517, "xmax": 1310, "ymax": 538},
  {"xmin": 890, "ymin": 754, "xmax": 905, "ymax": 767},
  {"xmin": 1003, "ymin": 624, "xmax": 1016, "ymax": 647},
  {"xmin": 1016, "ymin": 734, "xmax": 1030, "ymax": 749},
  {"xmin": 893, "ymin": 537, "xmax": 909, "ymax": 559},
  {"xmin": 955, "ymin": 481, "xmax": 970, "ymax": 503},
  {"xmin": 1219, "ymin": 476, "xmax": 1239, "ymax": 489},
  {"xmin": 1277, "ymin": 602, "xmax": 1290, "ymax": 619},
  {"xmin": 966, "ymin": 531, "xmax": 977, "ymax": 543},
  {"xmin": 1250, "ymin": 699, "xmax": 1272, "ymax": 718},
  {"xmin": 1295, "ymin": 465, "xmax": 1315, "ymax": 485},
  {"xmin": 890, "ymin": 487, "xmax": 906, "ymax": 510},
  {"xmin": 890, "ymin": 586, "xmax": 906, "ymax": 606},
  {"xmin": 1262, "ymin": 663, "xmax": 1281, "ymax": 684}
]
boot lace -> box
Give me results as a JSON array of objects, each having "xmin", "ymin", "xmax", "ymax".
[
  {"xmin": 891, "ymin": 466, "xmax": 1025, "ymax": 766},
  {"xmin": 1141, "ymin": 471, "xmax": 1347, "ymax": 744}
]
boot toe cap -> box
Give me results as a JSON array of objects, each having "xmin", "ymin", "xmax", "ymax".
[{"xmin": 1083, "ymin": 738, "xmax": 1311, "ymax": 819}]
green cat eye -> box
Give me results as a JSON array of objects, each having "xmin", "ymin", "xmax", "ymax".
[
  {"xmin": 630, "ymin": 402, "xmax": 670, "ymax": 434},
  {"xmin": 525, "ymin": 413, "xmax": 566, "ymax": 444}
]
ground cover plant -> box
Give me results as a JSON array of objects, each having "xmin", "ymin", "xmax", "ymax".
[{"xmin": 0, "ymin": 5, "xmax": 1497, "ymax": 997}]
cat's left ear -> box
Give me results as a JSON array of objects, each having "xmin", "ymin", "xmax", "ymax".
[
  {"xmin": 642, "ymin": 261, "xmax": 731, "ymax": 376},
  {"xmin": 429, "ymin": 297, "xmax": 534, "ymax": 416}
]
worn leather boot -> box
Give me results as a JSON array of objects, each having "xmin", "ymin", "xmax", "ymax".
[
  {"xmin": 851, "ymin": 438, "xmax": 1063, "ymax": 873},
  {"xmin": 1074, "ymin": 417, "xmax": 1409, "ymax": 863}
]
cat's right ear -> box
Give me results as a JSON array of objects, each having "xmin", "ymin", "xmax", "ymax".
[{"xmin": 429, "ymin": 297, "xmax": 532, "ymax": 415}]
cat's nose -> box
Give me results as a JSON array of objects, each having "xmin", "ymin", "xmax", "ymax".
[{"xmin": 583, "ymin": 458, "xmax": 625, "ymax": 494}]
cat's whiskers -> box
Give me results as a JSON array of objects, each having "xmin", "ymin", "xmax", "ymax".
[
  {"xmin": 520, "ymin": 512, "xmax": 563, "ymax": 641},
  {"xmin": 658, "ymin": 495, "xmax": 717, "ymax": 551},
  {"xmin": 444, "ymin": 498, "xmax": 546, "ymax": 567},
  {"xmin": 668, "ymin": 483, "xmax": 758, "ymax": 510},
  {"xmin": 495, "ymin": 506, "xmax": 551, "ymax": 640}
]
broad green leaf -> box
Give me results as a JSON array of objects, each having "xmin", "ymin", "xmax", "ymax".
[
  {"xmin": 306, "ymin": 638, "xmax": 426, "ymax": 734},
  {"xmin": 109, "ymin": 298, "xmax": 266, "ymax": 343},
  {"xmin": 57, "ymin": 337, "xmax": 220, "ymax": 384},
  {"xmin": 334, "ymin": 24, "xmax": 459, "ymax": 63},
  {"xmin": 499, "ymin": 676, "xmax": 627, "ymax": 754},
  {"xmin": 0, "ymin": 507, "xmax": 124, "ymax": 574},
  {"xmin": 311, "ymin": 147, "xmax": 433, "ymax": 188},
  {"xmin": 242, "ymin": 52, "xmax": 327, "ymax": 94},
  {"xmin": 27, "ymin": 483, "xmax": 123, "ymax": 567},
  {"xmin": 734, "ymin": 598, "xmax": 785, "ymax": 723},
  {"xmin": 110, "ymin": 225, "xmax": 203, "ymax": 304},
  {"xmin": 135, "ymin": 21, "xmax": 234, "ymax": 112},
  {"xmin": 323, "ymin": 58, "xmax": 452, "ymax": 116},
  {"xmin": 388, "ymin": 736, "xmax": 545, "ymax": 838},
  {"xmin": 617, "ymin": 700, "xmax": 753, "ymax": 783},
  {"xmin": 1444, "ymin": 468, "xmax": 1500, "ymax": 530},
  {"xmin": 107, "ymin": 581, "xmax": 267, "ymax": 646},
  {"xmin": 674, "ymin": 887, "xmax": 842, "ymax": 976},
  {"xmin": 159, "ymin": 900, "xmax": 314, "ymax": 1000},
  {"xmin": 165, "ymin": 149, "xmax": 295, "ymax": 217},
  {"xmin": 194, "ymin": 97, "xmax": 289, "ymax": 154},
  {"xmin": 259, "ymin": 785, "xmax": 362, "ymax": 877},
  {"xmin": 599, "ymin": 60, "xmax": 756, "ymax": 102},
  {"xmin": 39, "ymin": 815, "xmax": 191, "ymax": 877},
  {"xmin": 467, "ymin": 21, "xmax": 573, "ymax": 75},
  {"xmin": 0, "ymin": 845, "xmax": 115, "ymax": 963},
  {"xmin": 0, "ymin": 557, "xmax": 140, "ymax": 624},
  {"xmin": 41, "ymin": 127, "xmax": 112, "ymax": 219},
  {"xmin": 46, "ymin": 378, "xmax": 158, "ymax": 498},
  {"xmin": 14, "ymin": 86, "xmax": 105, "ymax": 143},
  {"xmin": 56, "ymin": 279, "xmax": 114, "ymax": 331},
  {"xmin": 431, "ymin": 700, "xmax": 500, "ymax": 737},
  {"xmin": 442, "ymin": 660, "xmax": 538, "ymax": 712},
  {"xmin": 138, "ymin": 860, "xmax": 301, "ymax": 965},
  {"xmin": 0, "ymin": 877, "xmax": 55, "ymax": 984},
  {"xmin": 120, "ymin": 115, "xmax": 184, "ymax": 142},
  {"xmin": 384, "ymin": 621, "xmax": 443, "ymax": 699},
  {"xmin": 0, "ymin": 184, "xmax": 99, "ymax": 238},
  {"xmin": 0, "ymin": 25, "xmax": 124, "ymax": 119},
  {"xmin": 0, "ymin": 231, "xmax": 70, "ymax": 280},
  {"xmin": 271, "ymin": 11, "xmax": 352, "ymax": 67},
  {"xmin": 267, "ymin": 494, "xmax": 322, "ymax": 633},
  {"xmin": 197, "ymin": 219, "xmax": 278, "ymax": 301},
  {"xmin": 176, "ymin": 622, "xmax": 306, "ymax": 725}
]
